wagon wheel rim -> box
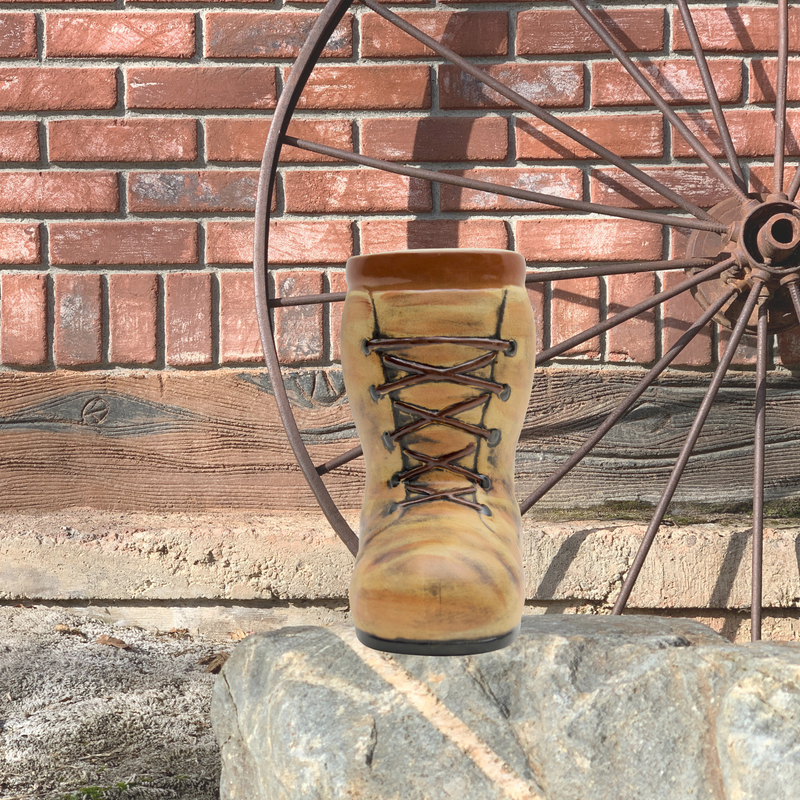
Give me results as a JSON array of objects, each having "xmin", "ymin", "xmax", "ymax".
[{"xmin": 254, "ymin": 0, "xmax": 798, "ymax": 640}]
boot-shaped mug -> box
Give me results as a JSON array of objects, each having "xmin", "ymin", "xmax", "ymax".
[{"xmin": 341, "ymin": 249, "xmax": 535, "ymax": 656}]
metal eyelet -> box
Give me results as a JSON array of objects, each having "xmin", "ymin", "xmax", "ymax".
[{"xmin": 499, "ymin": 384, "xmax": 511, "ymax": 401}]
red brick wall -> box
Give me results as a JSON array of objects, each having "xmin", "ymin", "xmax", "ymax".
[{"xmin": 0, "ymin": 1, "xmax": 796, "ymax": 370}]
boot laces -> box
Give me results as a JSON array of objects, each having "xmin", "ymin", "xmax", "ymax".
[{"xmin": 365, "ymin": 336, "xmax": 515, "ymax": 514}]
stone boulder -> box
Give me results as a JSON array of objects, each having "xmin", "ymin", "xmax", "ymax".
[{"xmin": 212, "ymin": 615, "xmax": 800, "ymax": 800}]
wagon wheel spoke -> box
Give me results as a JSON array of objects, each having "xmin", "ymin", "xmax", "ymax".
[
  {"xmin": 525, "ymin": 258, "xmax": 718, "ymax": 284},
  {"xmin": 520, "ymin": 287, "xmax": 737, "ymax": 513},
  {"xmin": 268, "ymin": 291, "xmax": 346, "ymax": 308},
  {"xmin": 751, "ymin": 297, "xmax": 768, "ymax": 641},
  {"xmin": 567, "ymin": 0, "xmax": 747, "ymax": 201},
  {"xmin": 788, "ymin": 280, "xmax": 800, "ymax": 321},
  {"xmin": 612, "ymin": 281, "xmax": 766, "ymax": 615},
  {"xmin": 789, "ymin": 162, "xmax": 800, "ymax": 203},
  {"xmin": 316, "ymin": 445, "xmax": 364, "ymax": 476},
  {"xmin": 675, "ymin": 0, "xmax": 746, "ymax": 190},
  {"xmin": 283, "ymin": 136, "xmax": 723, "ymax": 232},
  {"xmin": 775, "ymin": 0, "xmax": 790, "ymax": 195},
  {"xmin": 536, "ymin": 259, "xmax": 733, "ymax": 365},
  {"xmin": 360, "ymin": 0, "xmax": 715, "ymax": 221}
]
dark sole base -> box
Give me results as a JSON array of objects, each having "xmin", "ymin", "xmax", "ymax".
[{"xmin": 354, "ymin": 624, "xmax": 520, "ymax": 656}]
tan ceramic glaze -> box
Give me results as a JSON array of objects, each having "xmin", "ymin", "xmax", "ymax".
[{"xmin": 341, "ymin": 249, "xmax": 536, "ymax": 653}]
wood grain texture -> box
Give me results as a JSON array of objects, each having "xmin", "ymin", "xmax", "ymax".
[
  {"xmin": 1, "ymin": 367, "xmax": 800, "ymax": 512},
  {"xmin": 518, "ymin": 369, "xmax": 800, "ymax": 509}
]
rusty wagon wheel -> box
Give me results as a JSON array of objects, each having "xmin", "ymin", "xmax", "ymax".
[{"xmin": 255, "ymin": 0, "xmax": 800, "ymax": 641}]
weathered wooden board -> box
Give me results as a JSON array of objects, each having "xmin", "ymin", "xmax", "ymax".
[
  {"xmin": 1, "ymin": 367, "xmax": 800, "ymax": 512},
  {"xmin": 0, "ymin": 370, "xmax": 336, "ymax": 511},
  {"xmin": 517, "ymin": 368, "xmax": 800, "ymax": 510}
]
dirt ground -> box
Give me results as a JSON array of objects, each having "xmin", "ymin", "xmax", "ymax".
[{"xmin": 0, "ymin": 605, "xmax": 225, "ymax": 800}]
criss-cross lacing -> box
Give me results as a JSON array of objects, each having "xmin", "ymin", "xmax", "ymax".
[{"xmin": 365, "ymin": 335, "xmax": 515, "ymax": 514}]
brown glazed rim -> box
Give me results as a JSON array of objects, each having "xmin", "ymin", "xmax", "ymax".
[{"xmin": 345, "ymin": 249, "xmax": 527, "ymax": 292}]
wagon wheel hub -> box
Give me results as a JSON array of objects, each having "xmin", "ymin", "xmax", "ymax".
[{"xmin": 686, "ymin": 195, "xmax": 800, "ymax": 333}]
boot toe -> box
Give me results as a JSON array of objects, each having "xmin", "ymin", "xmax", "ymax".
[{"xmin": 350, "ymin": 518, "xmax": 523, "ymax": 647}]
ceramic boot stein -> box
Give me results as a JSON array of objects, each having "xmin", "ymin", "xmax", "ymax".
[{"xmin": 340, "ymin": 249, "xmax": 535, "ymax": 656}]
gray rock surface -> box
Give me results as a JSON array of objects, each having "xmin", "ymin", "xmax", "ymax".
[
  {"xmin": 213, "ymin": 616, "xmax": 800, "ymax": 800},
  {"xmin": 0, "ymin": 606, "xmax": 221, "ymax": 800}
]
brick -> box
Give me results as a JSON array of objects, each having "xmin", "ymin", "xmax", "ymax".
[
  {"xmin": 516, "ymin": 113, "xmax": 662, "ymax": 160},
  {"xmin": 4, "ymin": 0, "xmax": 112, "ymax": 4},
  {"xmin": 165, "ymin": 272, "xmax": 212, "ymax": 366},
  {"xmin": 1, "ymin": 273, "xmax": 47, "ymax": 366},
  {"xmin": 516, "ymin": 219, "xmax": 663, "ymax": 263},
  {"xmin": 207, "ymin": 220, "xmax": 353, "ymax": 265},
  {"xmin": 290, "ymin": 0, "xmax": 423, "ymax": 3},
  {"xmin": 0, "ymin": 223, "xmax": 39, "ymax": 264},
  {"xmin": 673, "ymin": 109, "xmax": 800, "ymax": 158},
  {"xmin": 718, "ymin": 325, "xmax": 757, "ymax": 367},
  {"xmin": 0, "ymin": 12, "xmax": 36, "ymax": 58},
  {"xmin": 662, "ymin": 273, "xmax": 711, "ymax": 366},
  {"xmin": 750, "ymin": 59, "xmax": 800, "ymax": 103},
  {"xmin": 0, "ymin": 172, "xmax": 118, "ymax": 214},
  {"xmin": 590, "ymin": 167, "xmax": 729, "ymax": 210},
  {"xmin": 592, "ymin": 59, "xmax": 742, "ymax": 107},
  {"xmin": 0, "ymin": 67, "xmax": 116, "ymax": 111},
  {"xmin": 551, "ymin": 277, "xmax": 600, "ymax": 358},
  {"xmin": 527, "ymin": 282, "xmax": 545, "ymax": 353},
  {"xmin": 54, "ymin": 273, "xmax": 102, "ymax": 366},
  {"xmin": 206, "ymin": 12, "xmax": 351, "ymax": 58},
  {"xmin": 108, "ymin": 273, "xmax": 158, "ymax": 365},
  {"xmin": 0, "ymin": 120, "xmax": 38, "ymax": 161},
  {"xmin": 360, "ymin": 219, "xmax": 508, "ymax": 253},
  {"xmin": 668, "ymin": 226, "xmax": 693, "ymax": 261},
  {"xmin": 273, "ymin": 270, "xmax": 324, "ymax": 365},
  {"xmin": 777, "ymin": 327, "xmax": 800, "ymax": 366},
  {"xmin": 750, "ymin": 165, "xmax": 797, "ymax": 195},
  {"xmin": 673, "ymin": 7, "xmax": 800, "ymax": 53},
  {"xmin": 219, "ymin": 271, "xmax": 263, "ymax": 364},
  {"xmin": 440, "ymin": 63, "xmax": 582, "ymax": 109},
  {"xmin": 49, "ymin": 118, "xmax": 196, "ymax": 163},
  {"xmin": 127, "ymin": 67, "xmax": 276, "ymax": 110},
  {"xmin": 517, "ymin": 8, "xmax": 663, "ymax": 55},
  {"xmin": 439, "ymin": 167, "xmax": 582, "ymax": 212},
  {"xmin": 292, "ymin": 65, "xmax": 430, "ymax": 110},
  {"xmin": 205, "ymin": 118, "xmax": 353, "ymax": 163},
  {"xmin": 607, "ymin": 272, "xmax": 656, "ymax": 364},
  {"xmin": 361, "ymin": 117, "xmax": 507, "ymax": 162},
  {"xmin": 133, "ymin": 0, "xmax": 324, "ymax": 3},
  {"xmin": 329, "ymin": 270, "xmax": 347, "ymax": 363},
  {"xmin": 284, "ymin": 169, "xmax": 431, "ymax": 214},
  {"xmin": 50, "ymin": 221, "xmax": 198, "ymax": 266},
  {"xmin": 361, "ymin": 11, "xmax": 507, "ymax": 58},
  {"xmin": 46, "ymin": 12, "xmax": 195, "ymax": 58},
  {"xmin": 128, "ymin": 171, "xmax": 258, "ymax": 213}
]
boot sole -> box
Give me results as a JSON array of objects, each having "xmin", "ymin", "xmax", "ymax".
[{"xmin": 354, "ymin": 624, "xmax": 520, "ymax": 656}]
